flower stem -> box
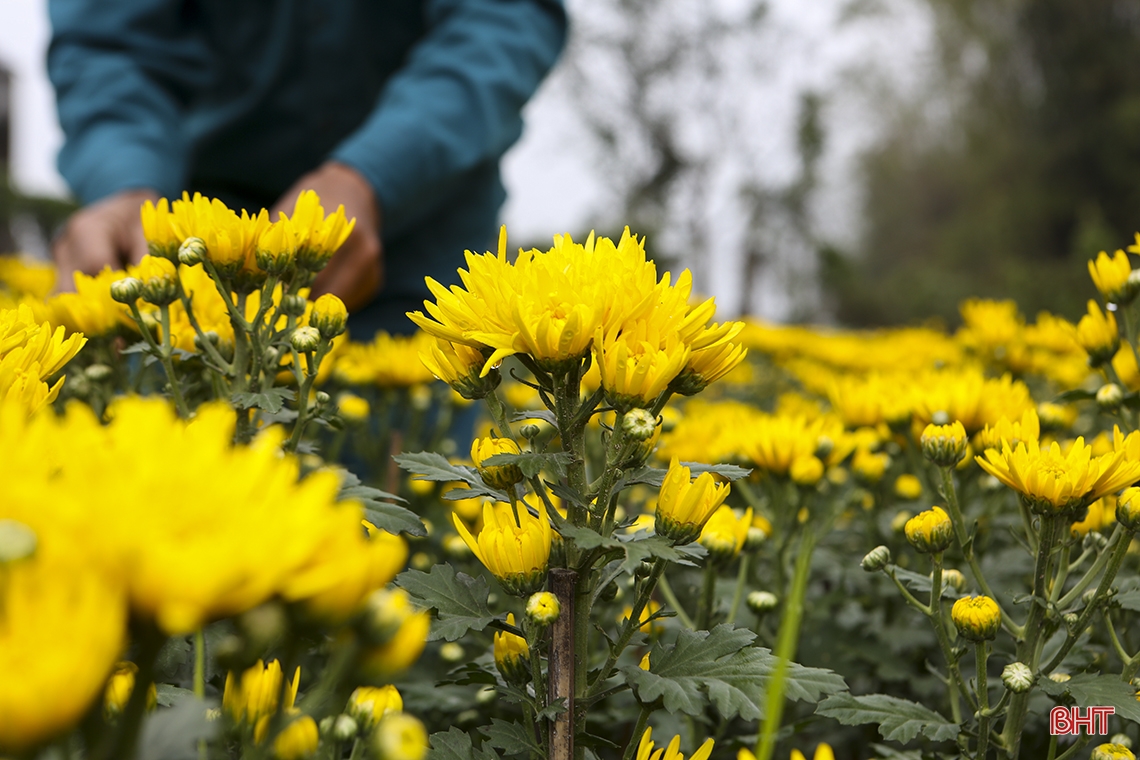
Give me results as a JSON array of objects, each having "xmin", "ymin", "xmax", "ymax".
[
  {"xmin": 620, "ymin": 707, "xmax": 652, "ymax": 760},
  {"xmin": 975, "ymin": 641, "xmax": 990, "ymax": 760},
  {"xmin": 656, "ymin": 571, "xmax": 696, "ymax": 629},
  {"xmin": 754, "ymin": 522, "xmax": 816, "ymax": 760},
  {"xmin": 194, "ymin": 629, "xmax": 206, "ymax": 760},
  {"xmin": 96, "ymin": 624, "xmax": 166, "ymax": 760},
  {"xmin": 727, "ymin": 554, "xmax": 752, "ymax": 626},
  {"xmin": 697, "ymin": 561, "xmax": 717, "ymax": 630}
]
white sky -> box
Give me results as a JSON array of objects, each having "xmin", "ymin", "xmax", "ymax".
[{"xmin": 0, "ymin": 0, "xmax": 935, "ymax": 318}]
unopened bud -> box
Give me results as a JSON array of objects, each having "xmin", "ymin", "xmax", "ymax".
[
  {"xmin": 0, "ymin": 520, "xmax": 37, "ymax": 563},
  {"xmin": 263, "ymin": 347, "xmax": 280, "ymax": 368},
  {"xmin": 110, "ymin": 277, "xmax": 143, "ymax": 304},
  {"xmin": 280, "ymin": 294, "xmax": 308, "ymax": 318},
  {"xmin": 905, "ymin": 507, "xmax": 954, "ymax": 554},
  {"xmin": 1001, "ymin": 662, "xmax": 1033, "ymax": 693},
  {"xmin": 951, "ymin": 595, "xmax": 1001, "ymax": 641},
  {"xmin": 291, "ymin": 326, "xmax": 321, "ymax": 353},
  {"xmin": 1117, "ymin": 487, "xmax": 1140, "ymax": 531},
  {"xmin": 315, "ymin": 391, "xmax": 331, "ymax": 406},
  {"xmin": 439, "ymin": 642, "xmax": 465, "ymax": 663},
  {"xmin": 308, "ymin": 294, "xmax": 348, "ymax": 340},
  {"xmin": 1063, "ymin": 612, "xmax": 1079, "ymax": 629},
  {"xmin": 920, "ymin": 421, "xmax": 968, "ymax": 468},
  {"xmin": 1110, "ymin": 735, "xmax": 1134, "ymax": 750},
  {"xmin": 525, "ymin": 591, "xmax": 561, "ymax": 627},
  {"xmin": 238, "ymin": 602, "xmax": 287, "ymax": 651},
  {"xmin": 331, "ymin": 714, "xmax": 359, "ymax": 742},
  {"xmin": 622, "ymin": 408, "xmax": 658, "ymax": 441},
  {"xmin": 177, "ymin": 237, "xmax": 206, "ymax": 266},
  {"xmin": 861, "ymin": 545, "xmax": 891, "ymax": 572},
  {"xmin": 941, "ymin": 568, "xmax": 967, "ymax": 592},
  {"xmin": 520, "ymin": 423, "xmax": 541, "ymax": 440},
  {"xmin": 84, "ymin": 364, "xmax": 113, "ymax": 382},
  {"xmin": 1097, "ymin": 383, "xmax": 1124, "ymax": 411},
  {"xmin": 372, "ymin": 714, "xmax": 429, "ymax": 760},
  {"xmin": 743, "ymin": 526, "xmax": 768, "ymax": 552},
  {"xmin": 746, "ymin": 590, "xmax": 779, "ymax": 614}
]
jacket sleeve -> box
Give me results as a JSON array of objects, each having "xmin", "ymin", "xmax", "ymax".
[
  {"xmin": 47, "ymin": 0, "xmax": 210, "ymax": 203},
  {"xmin": 330, "ymin": 0, "xmax": 567, "ymax": 238}
]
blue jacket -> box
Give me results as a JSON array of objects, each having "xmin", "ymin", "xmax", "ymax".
[{"xmin": 48, "ymin": 0, "xmax": 567, "ymax": 334}]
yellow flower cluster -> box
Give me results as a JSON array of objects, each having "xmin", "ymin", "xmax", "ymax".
[
  {"xmin": 332, "ymin": 330, "xmax": 438, "ymax": 388},
  {"xmin": 409, "ymin": 227, "xmax": 746, "ymax": 405},
  {"xmin": 0, "ymin": 304, "xmax": 86, "ymax": 413}
]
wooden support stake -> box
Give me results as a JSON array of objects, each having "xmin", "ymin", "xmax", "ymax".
[{"xmin": 548, "ymin": 568, "xmax": 577, "ymax": 760}]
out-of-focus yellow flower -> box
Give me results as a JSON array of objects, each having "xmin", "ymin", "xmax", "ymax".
[
  {"xmin": 333, "ymin": 331, "xmax": 438, "ymax": 388},
  {"xmin": 911, "ymin": 368, "xmax": 1033, "ymax": 434},
  {"xmin": 1117, "ymin": 487, "xmax": 1140, "ymax": 530},
  {"xmin": 657, "ymin": 399, "xmax": 764, "ymax": 464},
  {"xmin": 338, "ymin": 393, "xmax": 371, "ymax": 423},
  {"xmin": 699, "ymin": 506, "xmax": 753, "ymax": 562},
  {"xmin": 894, "ymin": 474, "xmax": 923, "ymax": 500},
  {"xmin": 1113, "ymin": 343, "xmax": 1140, "ymax": 391},
  {"xmin": 0, "ymin": 521, "xmax": 125, "ymax": 753},
  {"xmin": 359, "ymin": 588, "xmax": 431, "ymax": 679},
  {"xmin": 655, "ymin": 458, "xmax": 731, "ymax": 544},
  {"xmin": 951, "ymin": 595, "xmax": 1001, "ymax": 641},
  {"xmin": 452, "ymin": 499, "xmax": 552, "ymax": 596},
  {"xmin": 420, "ymin": 337, "xmax": 499, "ymax": 399},
  {"xmin": 920, "ymin": 421, "xmax": 968, "ymax": 468},
  {"xmin": 372, "ymin": 713, "xmax": 429, "ymax": 760},
  {"xmin": 0, "ymin": 304, "xmax": 86, "ymax": 414},
  {"xmin": 634, "ymin": 727, "xmax": 714, "ymax": 760},
  {"xmin": 140, "ymin": 198, "xmax": 181, "ymax": 259},
  {"xmin": 222, "ymin": 659, "xmax": 300, "ymax": 730},
  {"xmin": 1072, "ymin": 496, "xmax": 1116, "ymax": 537},
  {"xmin": 494, "ymin": 613, "xmax": 530, "ymax": 685},
  {"xmin": 103, "ymin": 661, "xmax": 157, "ymax": 718},
  {"xmin": 975, "ymin": 408, "xmax": 1040, "ymax": 452},
  {"xmin": 348, "ymin": 685, "xmax": 403, "ymax": 729},
  {"xmin": 169, "ymin": 192, "xmax": 270, "ymax": 274},
  {"xmin": 904, "ymin": 507, "xmax": 954, "ymax": 553},
  {"xmin": 1089, "ymin": 250, "xmax": 1134, "ymax": 304},
  {"xmin": 470, "ymin": 436, "xmax": 524, "ymax": 490},
  {"xmin": 742, "ymin": 415, "xmax": 825, "ymax": 477},
  {"xmin": 49, "ymin": 267, "xmax": 133, "ymax": 336},
  {"xmin": 788, "ymin": 745, "xmax": 835, "ymax": 760},
  {"xmin": 0, "ymin": 256, "xmax": 55, "ymax": 299},
  {"xmin": 790, "ymin": 455, "xmax": 824, "ymax": 486},
  {"xmin": 976, "ymin": 433, "xmax": 1140, "ymax": 514},
  {"xmin": 273, "ymin": 715, "xmax": 319, "ymax": 760},
  {"xmin": 1073, "ymin": 300, "xmax": 1120, "ymax": 366},
  {"xmin": 852, "ymin": 447, "xmax": 890, "ymax": 484}
]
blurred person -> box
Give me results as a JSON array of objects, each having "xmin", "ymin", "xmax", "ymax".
[{"xmin": 47, "ymin": 0, "xmax": 566, "ymax": 335}]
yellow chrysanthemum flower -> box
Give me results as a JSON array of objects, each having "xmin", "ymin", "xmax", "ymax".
[
  {"xmin": 699, "ymin": 506, "xmax": 753, "ymax": 563},
  {"xmin": 272, "ymin": 715, "xmax": 319, "ymax": 760},
  {"xmin": 0, "ymin": 256, "xmax": 55, "ymax": 299},
  {"xmin": 1071, "ymin": 496, "xmax": 1116, "ymax": 537},
  {"xmin": 594, "ymin": 322, "xmax": 690, "ymax": 410},
  {"xmin": 655, "ymin": 458, "xmax": 731, "ymax": 544},
  {"xmin": 0, "ymin": 304, "xmax": 86, "ymax": 413},
  {"xmin": 222, "ymin": 659, "xmax": 301, "ymax": 730},
  {"xmin": 359, "ymin": 588, "xmax": 431, "ymax": 679},
  {"xmin": 1088, "ymin": 249, "xmax": 1134, "ymax": 304},
  {"xmin": 348, "ymin": 685, "xmax": 403, "ymax": 730},
  {"xmin": 634, "ymin": 727, "xmax": 714, "ymax": 760},
  {"xmin": 286, "ymin": 190, "xmax": 355, "ymax": 271},
  {"xmin": 103, "ymin": 661, "xmax": 157, "ymax": 718},
  {"xmin": 1091, "ymin": 743, "xmax": 1136, "ymax": 760},
  {"xmin": 920, "ymin": 421, "xmax": 968, "ymax": 467},
  {"xmin": 169, "ymin": 192, "xmax": 271, "ymax": 274},
  {"xmin": 140, "ymin": 198, "xmax": 180, "ymax": 259},
  {"xmin": 372, "ymin": 713, "xmax": 429, "ymax": 760},
  {"xmin": 0, "ymin": 521, "xmax": 126, "ymax": 753},
  {"xmin": 452, "ymin": 500, "xmax": 552, "ymax": 596},
  {"xmin": 1073, "ymin": 299, "xmax": 1121, "ymax": 366},
  {"xmin": 975, "ymin": 408, "xmax": 1041, "ymax": 452},
  {"xmin": 976, "ymin": 433, "xmax": 1140, "ymax": 514},
  {"xmin": 742, "ymin": 414, "xmax": 826, "ymax": 477},
  {"xmin": 904, "ymin": 506, "xmax": 954, "ymax": 554},
  {"xmin": 332, "ymin": 331, "xmax": 437, "ymax": 387},
  {"xmin": 672, "ymin": 331, "xmax": 748, "ymax": 396},
  {"xmin": 951, "ymin": 595, "xmax": 1001, "ymax": 641},
  {"xmin": 471, "ymin": 436, "xmax": 524, "ymax": 490},
  {"xmin": 894, "ymin": 474, "xmax": 923, "ymax": 500},
  {"xmin": 49, "ymin": 267, "xmax": 134, "ymax": 336},
  {"xmin": 494, "ymin": 613, "xmax": 530, "ymax": 684}
]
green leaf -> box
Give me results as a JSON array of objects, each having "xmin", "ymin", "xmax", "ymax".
[
  {"xmin": 429, "ymin": 727, "xmax": 501, "ymax": 760},
  {"xmin": 1054, "ymin": 388, "xmax": 1097, "ymax": 403},
  {"xmin": 1116, "ymin": 588, "xmax": 1140, "ymax": 612},
  {"xmin": 481, "ymin": 718, "xmax": 543, "ymax": 759},
  {"xmin": 559, "ymin": 525, "xmax": 704, "ymax": 573},
  {"xmin": 482, "ymin": 451, "xmax": 574, "ymax": 479},
  {"xmin": 815, "ymin": 693, "xmax": 958, "ymax": 743},
  {"xmin": 891, "ymin": 567, "xmax": 962, "ymax": 600},
  {"xmin": 336, "ymin": 471, "xmax": 424, "ymax": 537},
  {"xmin": 534, "ymin": 698, "xmax": 568, "ymax": 722},
  {"xmin": 618, "ymin": 462, "xmax": 753, "ymax": 489},
  {"xmin": 397, "ymin": 565, "xmax": 495, "ymax": 642},
  {"xmin": 231, "ymin": 387, "xmax": 292, "ymax": 413},
  {"xmin": 511, "ymin": 409, "xmax": 556, "ymax": 426},
  {"xmin": 622, "ymin": 625, "xmax": 845, "ymax": 721},
  {"xmin": 1039, "ymin": 673, "xmax": 1140, "ymax": 723},
  {"xmin": 395, "ymin": 452, "xmax": 511, "ymax": 501}
]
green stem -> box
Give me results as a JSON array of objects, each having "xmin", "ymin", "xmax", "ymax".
[
  {"xmin": 697, "ymin": 561, "xmax": 717, "ymax": 630},
  {"xmin": 588, "ymin": 558, "xmax": 665, "ymax": 696},
  {"xmin": 754, "ymin": 523, "xmax": 816, "ymax": 760},
  {"xmin": 194, "ymin": 630, "xmax": 206, "ymax": 760},
  {"xmin": 286, "ymin": 343, "xmax": 329, "ymax": 453},
  {"xmin": 620, "ymin": 707, "xmax": 652, "ymax": 760},
  {"xmin": 975, "ymin": 642, "xmax": 990, "ymax": 760},
  {"xmin": 1054, "ymin": 735, "xmax": 1091, "ymax": 760},
  {"xmin": 726, "ymin": 554, "xmax": 751, "ymax": 626},
  {"xmin": 1056, "ymin": 524, "xmax": 1123, "ymax": 609},
  {"xmin": 96, "ymin": 626, "xmax": 166, "ymax": 760},
  {"xmin": 929, "ymin": 558, "xmax": 971, "ymax": 722},
  {"xmin": 656, "ymin": 571, "xmax": 696, "ymax": 629}
]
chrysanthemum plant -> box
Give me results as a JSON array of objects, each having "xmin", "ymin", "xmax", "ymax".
[{"xmin": 393, "ymin": 229, "xmax": 847, "ymax": 760}]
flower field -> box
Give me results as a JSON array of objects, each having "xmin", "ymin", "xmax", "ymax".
[{"xmin": 3, "ymin": 194, "xmax": 1140, "ymax": 760}]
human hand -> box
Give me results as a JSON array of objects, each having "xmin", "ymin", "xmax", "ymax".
[
  {"xmin": 52, "ymin": 188, "xmax": 158, "ymax": 290},
  {"xmin": 273, "ymin": 162, "xmax": 383, "ymax": 312}
]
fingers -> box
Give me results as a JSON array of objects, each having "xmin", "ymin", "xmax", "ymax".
[
  {"xmin": 310, "ymin": 233, "xmax": 384, "ymax": 312},
  {"xmin": 52, "ymin": 213, "xmax": 120, "ymax": 292}
]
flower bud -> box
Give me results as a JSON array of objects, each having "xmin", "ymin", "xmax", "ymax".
[
  {"xmin": 238, "ymin": 602, "xmax": 287, "ymax": 652},
  {"xmin": 920, "ymin": 421, "xmax": 968, "ymax": 467},
  {"xmin": 494, "ymin": 613, "xmax": 530, "ymax": 686},
  {"xmin": 331, "ymin": 715, "xmax": 359, "ymax": 742},
  {"xmin": 178, "ymin": 236, "xmax": 206, "ymax": 266},
  {"xmin": 137, "ymin": 257, "xmax": 178, "ymax": 306},
  {"xmin": 291, "ymin": 326, "xmax": 321, "ymax": 353},
  {"xmin": 1117, "ymin": 487, "xmax": 1140, "ymax": 531},
  {"xmin": 273, "ymin": 716, "xmax": 319, "ymax": 760},
  {"xmin": 743, "ymin": 526, "xmax": 768, "ymax": 552},
  {"xmin": 861, "ymin": 545, "xmax": 891, "ymax": 572},
  {"xmin": 951, "ymin": 595, "xmax": 1001, "ymax": 641},
  {"xmin": 746, "ymin": 590, "xmax": 779, "ymax": 614},
  {"xmin": 347, "ymin": 685, "xmax": 402, "ymax": 730},
  {"xmin": 941, "ymin": 568, "xmax": 967, "ymax": 592},
  {"xmin": 1063, "ymin": 612, "xmax": 1079, "ymax": 629},
  {"xmin": 526, "ymin": 591, "xmax": 561, "ymax": 627},
  {"xmin": 262, "ymin": 347, "xmax": 280, "ymax": 369},
  {"xmin": 1001, "ymin": 662, "xmax": 1033, "ymax": 693},
  {"xmin": 852, "ymin": 448, "xmax": 889, "ymax": 485},
  {"xmin": 622, "ymin": 408, "xmax": 658, "ymax": 441},
  {"xmin": 1110, "ymin": 736, "xmax": 1134, "ymax": 750},
  {"xmin": 0, "ymin": 519, "xmax": 37, "ymax": 563},
  {"xmin": 1048, "ymin": 672, "xmax": 1071, "ymax": 683},
  {"xmin": 371, "ymin": 715, "xmax": 428, "ymax": 760},
  {"xmin": 440, "ymin": 642, "xmax": 465, "ymax": 663},
  {"xmin": 85, "ymin": 363, "xmax": 113, "ymax": 382},
  {"xmin": 308, "ymin": 294, "xmax": 348, "ymax": 340},
  {"xmin": 519, "ymin": 423, "xmax": 541, "ymax": 440},
  {"xmin": 315, "ymin": 391, "xmax": 331, "ymax": 406},
  {"xmin": 470, "ymin": 437, "xmax": 524, "ymax": 490},
  {"xmin": 110, "ymin": 277, "xmax": 143, "ymax": 304},
  {"xmin": 280, "ymin": 294, "xmax": 308, "ymax": 318},
  {"xmin": 904, "ymin": 507, "xmax": 954, "ymax": 554},
  {"xmin": 1098, "ymin": 383, "xmax": 1124, "ymax": 411}
]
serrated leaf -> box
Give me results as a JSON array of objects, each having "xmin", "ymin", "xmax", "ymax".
[
  {"xmin": 511, "ymin": 409, "xmax": 556, "ymax": 425},
  {"xmin": 397, "ymin": 565, "xmax": 494, "ymax": 641},
  {"xmin": 429, "ymin": 727, "xmax": 502, "ymax": 760},
  {"xmin": 231, "ymin": 387, "xmax": 292, "ymax": 413},
  {"xmin": 560, "ymin": 525, "xmax": 704, "ymax": 573},
  {"xmin": 335, "ymin": 471, "xmax": 424, "ymax": 537},
  {"xmin": 482, "ymin": 451, "xmax": 573, "ymax": 479},
  {"xmin": 619, "ymin": 462, "xmax": 752, "ymax": 489},
  {"xmin": 121, "ymin": 341, "xmax": 153, "ymax": 356},
  {"xmin": 1116, "ymin": 589, "xmax": 1140, "ymax": 611},
  {"xmin": 622, "ymin": 625, "xmax": 845, "ymax": 721},
  {"xmin": 815, "ymin": 693, "xmax": 958, "ymax": 743},
  {"xmin": 1039, "ymin": 673, "xmax": 1140, "ymax": 723},
  {"xmin": 534, "ymin": 698, "xmax": 568, "ymax": 722},
  {"xmin": 396, "ymin": 452, "xmax": 512, "ymax": 501},
  {"xmin": 481, "ymin": 718, "xmax": 543, "ymax": 758}
]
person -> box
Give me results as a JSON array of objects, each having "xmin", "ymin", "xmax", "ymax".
[{"xmin": 47, "ymin": 0, "xmax": 567, "ymax": 337}]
